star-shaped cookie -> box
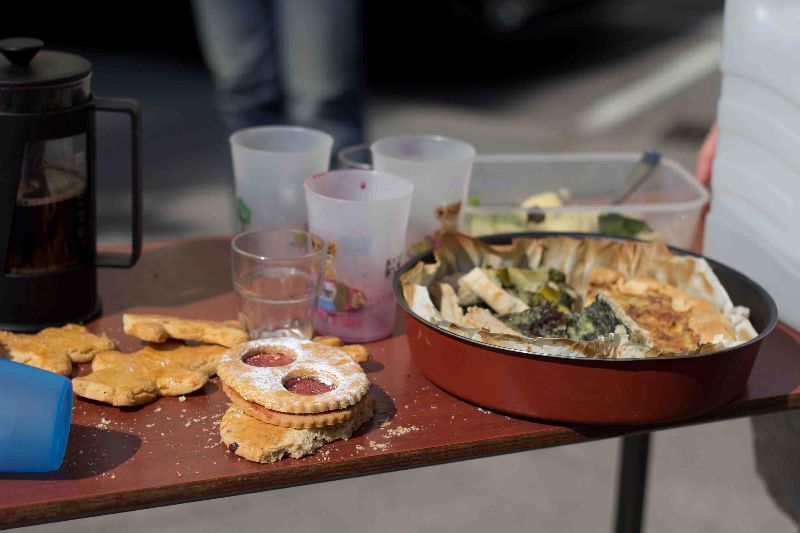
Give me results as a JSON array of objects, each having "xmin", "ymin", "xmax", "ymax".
[
  {"xmin": 72, "ymin": 341, "xmax": 227, "ymax": 406},
  {"xmin": 0, "ymin": 324, "xmax": 115, "ymax": 376}
]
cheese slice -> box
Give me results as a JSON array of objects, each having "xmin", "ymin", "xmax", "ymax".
[
  {"xmin": 439, "ymin": 283, "xmax": 465, "ymax": 325},
  {"xmin": 459, "ymin": 267, "xmax": 529, "ymax": 315}
]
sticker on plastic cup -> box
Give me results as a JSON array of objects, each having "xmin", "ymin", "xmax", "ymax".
[
  {"xmin": 316, "ymin": 241, "xmax": 368, "ymax": 313},
  {"xmin": 238, "ymin": 197, "xmax": 252, "ymax": 228}
]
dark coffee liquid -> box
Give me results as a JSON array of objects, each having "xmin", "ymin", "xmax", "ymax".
[{"xmin": 6, "ymin": 168, "xmax": 91, "ymax": 273}]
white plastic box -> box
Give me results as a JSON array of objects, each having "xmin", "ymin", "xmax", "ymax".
[{"xmin": 462, "ymin": 152, "xmax": 708, "ymax": 249}]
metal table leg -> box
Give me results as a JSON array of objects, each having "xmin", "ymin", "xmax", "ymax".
[{"xmin": 614, "ymin": 433, "xmax": 652, "ymax": 533}]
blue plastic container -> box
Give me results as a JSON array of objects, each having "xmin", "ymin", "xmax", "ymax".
[{"xmin": 0, "ymin": 359, "xmax": 72, "ymax": 472}]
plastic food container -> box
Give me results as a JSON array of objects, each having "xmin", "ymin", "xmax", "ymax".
[{"xmin": 462, "ymin": 153, "xmax": 708, "ymax": 249}]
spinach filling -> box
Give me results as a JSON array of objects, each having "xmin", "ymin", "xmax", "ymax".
[
  {"xmin": 500, "ymin": 297, "xmax": 622, "ymax": 341},
  {"xmin": 565, "ymin": 298, "xmax": 622, "ymax": 341},
  {"xmin": 467, "ymin": 265, "xmax": 624, "ymax": 342},
  {"xmin": 500, "ymin": 302, "xmax": 568, "ymax": 338}
]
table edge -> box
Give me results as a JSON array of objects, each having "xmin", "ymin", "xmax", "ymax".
[{"xmin": 3, "ymin": 395, "xmax": 799, "ymax": 530}]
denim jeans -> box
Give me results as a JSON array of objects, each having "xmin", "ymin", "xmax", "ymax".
[{"xmin": 192, "ymin": 0, "xmax": 364, "ymax": 151}]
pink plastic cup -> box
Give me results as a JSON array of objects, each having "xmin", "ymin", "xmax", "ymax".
[{"xmin": 304, "ymin": 169, "xmax": 413, "ymax": 342}]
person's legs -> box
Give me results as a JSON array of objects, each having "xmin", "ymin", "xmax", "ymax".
[
  {"xmin": 274, "ymin": 0, "xmax": 365, "ymax": 152},
  {"xmin": 191, "ymin": 0, "xmax": 283, "ymax": 130},
  {"xmin": 752, "ymin": 412, "xmax": 800, "ymax": 525}
]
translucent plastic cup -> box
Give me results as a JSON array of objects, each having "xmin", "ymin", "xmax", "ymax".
[
  {"xmin": 371, "ymin": 135, "xmax": 475, "ymax": 257},
  {"xmin": 232, "ymin": 229, "xmax": 326, "ymax": 339},
  {"xmin": 0, "ymin": 359, "xmax": 72, "ymax": 472},
  {"xmin": 304, "ymin": 170, "xmax": 414, "ymax": 342},
  {"xmin": 230, "ymin": 126, "xmax": 333, "ymax": 231}
]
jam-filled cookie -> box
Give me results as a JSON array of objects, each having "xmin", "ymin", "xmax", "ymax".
[{"xmin": 217, "ymin": 338, "xmax": 370, "ymax": 415}]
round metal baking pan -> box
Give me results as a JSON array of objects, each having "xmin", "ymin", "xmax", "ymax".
[{"xmin": 394, "ymin": 232, "xmax": 778, "ymax": 424}]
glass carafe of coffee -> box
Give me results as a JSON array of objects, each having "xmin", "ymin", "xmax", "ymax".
[{"xmin": 0, "ymin": 38, "xmax": 141, "ymax": 330}]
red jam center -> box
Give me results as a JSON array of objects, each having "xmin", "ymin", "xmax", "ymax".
[
  {"xmin": 244, "ymin": 352, "xmax": 294, "ymax": 367},
  {"xmin": 283, "ymin": 377, "xmax": 334, "ymax": 395}
]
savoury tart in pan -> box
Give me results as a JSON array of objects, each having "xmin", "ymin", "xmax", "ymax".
[{"xmin": 395, "ymin": 232, "xmax": 777, "ymax": 424}]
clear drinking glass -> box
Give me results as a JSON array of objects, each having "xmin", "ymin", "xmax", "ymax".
[
  {"xmin": 230, "ymin": 126, "xmax": 333, "ymax": 231},
  {"xmin": 337, "ymin": 143, "xmax": 372, "ymax": 170},
  {"xmin": 231, "ymin": 229, "xmax": 326, "ymax": 339},
  {"xmin": 371, "ymin": 134, "xmax": 475, "ymax": 257},
  {"xmin": 304, "ymin": 169, "xmax": 413, "ymax": 342}
]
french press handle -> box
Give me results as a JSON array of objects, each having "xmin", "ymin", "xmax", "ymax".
[{"xmin": 91, "ymin": 97, "xmax": 142, "ymax": 268}]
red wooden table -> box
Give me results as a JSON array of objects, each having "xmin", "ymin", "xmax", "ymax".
[{"xmin": 1, "ymin": 237, "xmax": 799, "ymax": 530}]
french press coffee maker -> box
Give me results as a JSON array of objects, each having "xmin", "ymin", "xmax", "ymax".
[{"xmin": 0, "ymin": 38, "xmax": 141, "ymax": 331}]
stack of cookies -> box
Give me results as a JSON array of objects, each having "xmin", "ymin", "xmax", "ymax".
[{"xmin": 217, "ymin": 338, "xmax": 374, "ymax": 463}]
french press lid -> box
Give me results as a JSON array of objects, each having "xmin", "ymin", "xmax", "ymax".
[{"xmin": 0, "ymin": 37, "xmax": 92, "ymax": 113}]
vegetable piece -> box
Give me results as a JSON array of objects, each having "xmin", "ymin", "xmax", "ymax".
[
  {"xmin": 507, "ymin": 267, "xmax": 549, "ymax": 292},
  {"xmin": 495, "ymin": 268, "xmax": 511, "ymax": 287},
  {"xmin": 539, "ymin": 283, "xmax": 561, "ymax": 303},
  {"xmin": 558, "ymin": 285, "xmax": 581, "ymax": 311},
  {"xmin": 515, "ymin": 290, "xmax": 544, "ymax": 308},
  {"xmin": 512, "ymin": 284, "xmax": 580, "ymax": 312},
  {"xmin": 482, "ymin": 267, "xmax": 510, "ymax": 287},
  {"xmin": 598, "ymin": 213, "xmax": 652, "ymax": 238},
  {"xmin": 548, "ymin": 269, "xmax": 566, "ymax": 284}
]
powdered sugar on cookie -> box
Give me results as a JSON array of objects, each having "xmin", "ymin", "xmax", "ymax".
[{"xmin": 217, "ymin": 338, "xmax": 370, "ymax": 414}]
